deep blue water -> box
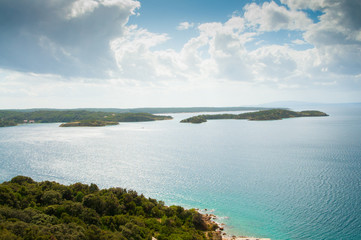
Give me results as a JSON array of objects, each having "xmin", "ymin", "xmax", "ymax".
[{"xmin": 1, "ymin": 106, "xmax": 361, "ymax": 240}]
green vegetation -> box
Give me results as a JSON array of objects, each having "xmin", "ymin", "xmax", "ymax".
[
  {"xmin": 180, "ymin": 116, "xmax": 207, "ymax": 124},
  {"xmin": 0, "ymin": 176, "xmax": 220, "ymax": 240},
  {"xmin": 0, "ymin": 119, "xmax": 17, "ymax": 127},
  {"xmin": 0, "ymin": 110, "xmax": 172, "ymax": 127},
  {"xmin": 180, "ymin": 109, "xmax": 329, "ymax": 123},
  {"xmin": 60, "ymin": 120, "xmax": 119, "ymax": 127}
]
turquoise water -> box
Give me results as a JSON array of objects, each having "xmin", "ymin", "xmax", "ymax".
[{"xmin": 1, "ymin": 106, "xmax": 361, "ymax": 239}]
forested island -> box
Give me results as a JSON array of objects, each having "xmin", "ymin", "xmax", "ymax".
[
  {"xmin": 181, "ymin": 109, "xmax": 329, "ymax": 123},
  {"xmin": 0, "ymin": 110, "xmax": 172, "ymax": 127},
  {"xmin": 0, "ymin": 176, "xmax": 222, "ymax": 240}
]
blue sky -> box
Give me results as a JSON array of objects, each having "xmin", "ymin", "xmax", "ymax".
[{"xmin": 0, "ymin": 0, "xmax": 360, "ymax": 108}]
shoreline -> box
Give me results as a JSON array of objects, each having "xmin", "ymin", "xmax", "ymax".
[{"xmin": 198, "ymin": 208, "xmax": 271, "ymax": 240}]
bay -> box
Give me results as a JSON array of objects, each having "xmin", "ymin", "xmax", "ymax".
[{"xmin": 1, "ymin": 106, "xmax": 361, "ymax": 239}]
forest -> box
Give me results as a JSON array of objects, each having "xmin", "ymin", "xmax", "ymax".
[{"xmin": 0, "ymin": 176, "xmax": 220, "ymax": 240}]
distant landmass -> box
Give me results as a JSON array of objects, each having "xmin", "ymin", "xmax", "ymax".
[
  {"xmin": 180, "ymin": 109, "xmax": 329, "ymax": 123},
  {"xmin": 0, "ymin": 110, "xmax": 172, "ymax": 127},
  {"xmin": 0, "ymin": 107, "xmax": 332, "ymax": 127},
  {"xmin": 2, "ymin": 106, "xmax": 270, "ymax": 114},
  {"xmin": 257, "ymin": 101, "xmax": 361, "ymax": 108}
]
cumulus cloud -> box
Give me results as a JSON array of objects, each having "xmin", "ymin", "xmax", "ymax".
[
  {"xmin": 110, "ymin": 25, "xmax": 177, "ymax": 80},
  {"xmin": 281, "ymin": 0, "xmax": 328, "ymax": 11},
  {"xmin": 198, "ymin": 18, "xmax": 253, "ymax": 81},
  {"xmin": 1, "ymin": 0, "xmax": 360, "ymax": 95},
  {"xmin": 99, "ymin": 0, "xmax": 361, "ymax": 86},
  {"xmin": 292, "ymin": 39, "xmax": 307, "ymax": 45},
  {"xmin": 108, "ymin": 15, "xmax": 254, "ymax": 83},
  {"xmin": 177, "ymin": 21, "xmax": 194, "ymax": 30},
  {"xmin": 303, "ymin": 0, "xmax": 361, "ymax": 44},
  {"xmin": 67, "ymin": 0, "xmax": 99, "ymax": 19},
  {"xmin": 250, "ymin": 45, "xmax": 299, "ymax": 81},
  {"xmin": 298, "ymin": 0, "xmax": 361, "ymax": 76},
  {"xmin": 0, "ymin": 0, "xmax": 140, "ymax": 78},
  {"xmin": 244, "ymin": 1, "xmax": 312, "ymax": 31}
]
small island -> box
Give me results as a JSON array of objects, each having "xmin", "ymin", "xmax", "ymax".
[
  {"xmin": 180, "ymin": 116, "xmax": 207, "ymax": 124},
  {"xmin": 59, "ymin": 120, "xmax": 119, "ymax": 127},
  {"xmin": 181, "ymin": 109, "xmax": 329, "ymax": 123}
]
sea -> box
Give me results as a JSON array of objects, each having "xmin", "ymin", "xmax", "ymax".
[{"xmin": 1, "ymin": 105, "xmax": 360, "ymax": 240}]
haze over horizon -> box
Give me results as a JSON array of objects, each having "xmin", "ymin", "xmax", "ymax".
[{"xmin": 1, "ymin": 0, "xmax": 361, "ymax": 109}]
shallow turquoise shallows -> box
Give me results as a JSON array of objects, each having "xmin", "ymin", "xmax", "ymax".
[{"xmin": 1, "ymin": 106, "xmax": 360, "ymax": 240}]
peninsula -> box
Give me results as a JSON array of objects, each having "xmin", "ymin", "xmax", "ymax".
[
  {"xmin": 0, "ymin": 110, "xmax": 172, "ymax": 127},
  {"xmin": 181, "ymin": 109, "xmax": 328, "ymax": 123}
]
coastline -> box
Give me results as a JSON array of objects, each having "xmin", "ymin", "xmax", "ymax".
[{"xmin": 198, "ymin": 209, "xmax": 271, "ymax": 240}]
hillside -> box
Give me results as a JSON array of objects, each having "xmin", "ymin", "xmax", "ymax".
[{"xmin": 0, "ymin": 176, "xmax": 221, "ymax": 240}]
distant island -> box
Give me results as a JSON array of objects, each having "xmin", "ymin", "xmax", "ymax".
[
  {"xmin": 0, "ymin": 176, "xmax": 222, "ymax": 239},
  {"xmin": 0, "ymin": 110, "xmax": 172, "ymax": 127},
  {"xmin": 2, "ymin": 106, "xmax": 270, "ymax": 114},
  {"xmin": 181, "ymin": 109, "xmax": 329, "ymax": 123},
  {"xmin": 180, "ymin": 116, "xmax": 208, "ymax": 124},
  {"xmin": 60, "ymin": 120, "xmax": 119, "ymax": 127}
]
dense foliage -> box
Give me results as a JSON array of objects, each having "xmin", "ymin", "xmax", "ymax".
[
  {"xmin": 0, "ymin": 110, "xmax": 172, "ymax": 127},
  {"xmin": 0, "ymin": 176, "xmax": 220, "ymax": 240},
  {"xmin": 180, "ymin": 109, "xmax": 329, "ymax": 123},
  {"xmin": 0, "ymin": 119, "xmax": 17, "ymax": 127},
  {"xmin": 59, "ymin": 120, "xmax": 119, "ymax": 127}
]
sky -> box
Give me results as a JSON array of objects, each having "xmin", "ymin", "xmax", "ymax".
[{"xmin": 0, "ymin": 0, "xmax": 361, "ymax": 109}]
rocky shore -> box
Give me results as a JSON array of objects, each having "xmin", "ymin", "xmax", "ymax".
[{"xmin": 198, "ymin": 209, "xmax": 271, "ymax": 240}]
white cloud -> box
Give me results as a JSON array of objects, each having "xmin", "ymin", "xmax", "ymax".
[
  {"xmin": 292, "ymin": 39, "xmax": 307, "ymax": 45},
  {"xmin": 110, "ymin": 25, "xmax": 187, "ymax": 80},
  {"xmin": 281, "ymin": 0, "xmax": 328, "ymax": 11},
  {"xmin": 244, "ymin": 1, "xmax": 312, "ymax": 31},
  {"xmin": 1, "ymin": 0, "xmax": 361, "ymax": 108},
  {"xmin": 297, "ymin": 0, "xmax": 361, "ymax": 77},
  {"xmin": 0, "ymin": 0, "xmax": 140, "ymax": 78},
  {"xmin": 106, "ymin": 0, "xmax": 361, "ymax": 87},
  {"xmin": 177, "ymin": 21, "xmax": 194, "ymax": 30},
  {"xmin": 67, "ymin": 0, "xmax": 99, "ymax": 19},
  {"xmin": 303, "ymin": 0, "xmax": 361, "ymax": 45},
  {"xmin": 107, "ymin": 15, "xmax": 254, "ymax": 83},
  {"xmin": 250, "ymin": 45, "xmax": 299, "ymax": 82}
]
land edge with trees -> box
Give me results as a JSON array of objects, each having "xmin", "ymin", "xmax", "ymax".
[
  {"xmin": 59, "ymin": 120, "xmax": 120, "ymax": 127},
  {"xmin": 0, "ymin": 110, "xmax": 172, "ymax": 128},
  {"xmin": 180, "ymin": 109, "xmax": 329, "ymax": 124},
  {"xmin": 0, "ymin": 175, "xmax": 226, "ymax": 240}
]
